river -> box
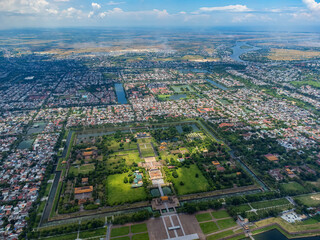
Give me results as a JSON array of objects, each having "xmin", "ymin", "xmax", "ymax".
[{"xmin": 231, "ymin": 42, "xmax": 260, "ymax": 62}]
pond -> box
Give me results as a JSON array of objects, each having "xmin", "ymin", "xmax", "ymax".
[
  {"xmin": 206, "ymin": 79, "xmax": 228, "ymax": 91},
  {"xmin": 114, "ymin": 83, "xmax": 128, "ymax": 104},
  {"xmin": 178, "ymin": 69, "xmax": 209, "ymax": 74},
  {"xmin": 255, "ymin": 229, "xmax": 320, "ymax": 240},
  {"xmin": 169, "ymin": 94, "xmax": 187, "ymax": 100},
  {"xmin": 230, "ymin": 41, "xmax": 261, "ymax": 63}
]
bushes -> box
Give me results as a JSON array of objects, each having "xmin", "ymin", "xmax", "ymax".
[
  {"xmin": 29, "ymin": 219, "xmax": 104, "ymax": 239},
  {"xmin": 112, "ymin": 210, "xmax": 152, "ymax": 225},
  {"xmin": 178, "ymin": 200, "xmax": 222, "ymax": 214}
]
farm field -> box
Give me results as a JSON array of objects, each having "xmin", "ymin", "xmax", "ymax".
[{"xmin": 268, "ymin": 48, "xmax": 320, "ymax": 61}]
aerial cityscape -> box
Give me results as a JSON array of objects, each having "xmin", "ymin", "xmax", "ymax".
[{"xmin": 1, "ymin": 0, "xmax": 320, "ymax": 240}]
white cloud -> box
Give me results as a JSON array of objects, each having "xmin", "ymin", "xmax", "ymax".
[
  {"xmin": 0, "ymin": 0, "xmax": 53, "ymax": 14},
  {"xmin": 199, "ymin": 5, "xmax": 252, "ymax": 12},
  {"xmin": 61, "ymin": 7, "xmax": 83, "ymax": 18},
  {"xmin": 107, "ymin": 1, "xmax": 125, "ymax": 6},
  {"xmin": 91, "ymin": 2, "xmax": 101, "ymax": 10},
  {"xmin": 303, "ymin": 0, "xmax": 320, "ymax": 11}
]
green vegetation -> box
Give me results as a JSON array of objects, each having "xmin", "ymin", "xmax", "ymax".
[
  {"xmin": 113, "ymin": 237, "xmax": 130, "ymax": 240},
  {"xmin": 132, "ymin": 233, "xmax": 149, "ymax": 240},
  {"xmin": 196, "ymin": 212, "xmax": 212, "ymax": 222},
  {"xmin": 139, "ymin": 143, "xmax": 155, "ymax": 157},
  {"xmin": 211, "ymin": 210, "xmax": 230, "ymax": 219},
  {"xmin": 291, "ymin": 80, "xmax": 320, "ymax": 89},
  {"xmin": 295, "ymin": 193, "xmax": 320, "ymax": 207},
  {"xmin": 79, "ymin": 227, "xmax": 106, "ymax": 238},
  {"xmin": 107, "ymin": 173, "xmax": 148, "ymax": 205},
  {"xmin": 280, "ymin": 182, "xmax": 305, "ymax": 194},
  {"xmin": 131, "ymin": 223, "xmax": 147, "ymax": 233},
  {"xmin": 171, "ymin": 165, "xmax": 210, "ymax": 195},
  {"xmin": 110, "ymin": 226, "xmax": 130, "ymax": 238},
  {"xmin": 39, "ymin": 233, "xmax": 77, "ymax": 240},
  {"xmin": 199, "ymin": 221, "xmax": 219, "ymax": 234},
  {"xmin": 206, "ymin": 230, "xmax": 234, "ymax": 240},
  {"xmin": 217, "ymin": 219, "xmax": 237, "ymax": 229},
  {"xmin": 251, "ymin": 198, "xmax": 290, "ymax": 209},
  {"xmin": 69, "ymin": 163, "xmax": 95, "ymax": 175}
]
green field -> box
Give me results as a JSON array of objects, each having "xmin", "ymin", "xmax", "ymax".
[
  {"xmin": 207, "ymin": 230, "xmax": 234, "ymax": 240},
  {"xmin": 291, "ymin": 80, "xmax": 320, "ymax": 89},
  {"xmin": 111, "ymin": 226, "xmax": 130, "ymax": 237},
  {"xmin": 217, "ymin": 219, "xmax": 237, "ymax": 229},
  {"xmin": 251, "ymin": 198, "xmax": 290, "ymax": 209},
  {"xmin": 107, "ymin": 173, "xmax": 148, "ymax": 205},
  {"xmin": 280, "ymin": 182, "xmax": 305, "ymax": 193},
  {"xmin": 79, "ymin": 227, "xmax": 106, "ymax": 238},
  {"xmin": 107, "ymin": 140, "xmax": 138, "ymax": 151},
  {"xmin": 109, "ymin": 149, "xmax": 141, "ymax": 166},
  {"xmin": 113, "ymin": 236, "xmax": 130, "ymax": 240},
  {"xmin": 132, "ymin": 233, "xmax": 149, "ymax": 240},
  {"xmin": 139, "ymin": 143, "xmax": 155, "ymax": 157},
  {"xmin": 199, "ymin": 221, "xmax": 219, "ymax": 234},
  {"xmin": 69, "ymin": 163, "xmax": 95, "ymax": 175},
  {"xmin": 295, "ymin": 193, "xmax": 320, "ymax": 207},
  {"xmin": 171, "ymin": 85, "xmax": 195, "ymax": 93},
  {"xmin": 39, "ymin": 233, "xmax": 77, "ymax": 240},
  {"xmin": 196, "ymin": 213, "xmax": 213, "ymax": 222},
  {"xmin": 211, "ymin": 210, "xmax": 230, "ymax": 219},
  {"xmin": 172, "ymin": 164, "xmax": 210, "ymax": 195},
  {"xmin": 131, "ymin": 223, "xmax": 147, "ymax": 233}
]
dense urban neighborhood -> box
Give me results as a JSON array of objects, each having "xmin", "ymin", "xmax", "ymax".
[{"xmin": 0, "ymin": 29, "xmax": 320, "ymax": 240}]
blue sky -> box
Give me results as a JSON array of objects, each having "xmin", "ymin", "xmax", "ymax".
[{"xmin": 0, "ymin": 0, "xmax": 320, "ymax": 30}]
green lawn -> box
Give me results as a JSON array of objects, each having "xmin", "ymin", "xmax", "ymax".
[
  {"xmin": 211, "ymin": 210, "xmax": 230, "ymax": 219},
  {"xmin": 113, "ymin": 237, "xmax": 130, "ymax": 240},
  {"xmin": 233, "ymin": 204, "xmax": 251, "ymax": 213},
  {"xmin": 131, "ymin": 223, "xmax": 147, "ymax": 233},
  {"xmin": 199, "ymin": 221, "xmax": 219, "ymax": 234},
  {"xmin": 79, "ymin": 227, "xmax": 106, "ymax": 238},
  {"xmin": 132, "ymin": 233, "xmax": 149, "ymax": 240},
  {"xmin": 295, "ymin": 193, "xmax": 320, "ymax": 207},
  {"xmin": 196, "ymin": 213, "xmax": 212, "ymax": 222},
  {"xmin": 111, "ymin": 226, "xmax": 130, "ymax": 237},
  {"xmin": 280, "ymin": 182, "xmax": 305, "ymax": 193},
  {"xmin": 171, "ymin": 85, "xmax": 195, "ymax": 93},
  {"xmin": 107, "ymin": 140, "xmax": 137, "ymax": 151},
  {"xmin": 217, "ymin": 219, "xmax": 237, "ymax": 229},
  {"xmin": 172, "ymin": 164, "xmax": 210, "ymax": 195},
  {"xmin": 139, "ymin": 143, "xmax": 155, "ymax": 157},
  {"xmin": 207, "ymin": 230, "xmax": 234, "ymax": 240},
  {"xmin": 291, "ymin": 80, "xmax": 320, "ymax": 89},
  {"xmin": 251, "ymin": 198, "xmax": 290, "ymax": 209},
  {"xmin": 69, "ymin": 163, "xmax": 95, "ymax": 175},
  {"xmin": 39, "ymin": 233, "xmax": 77, "ymax": 240},
  {"xmin": 109, "ymin": 149, "xmax": 141, "ymax": 165},
  {"xmin": 107, "ymin": 173, "xmax": 148, "ymax": 205}
]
